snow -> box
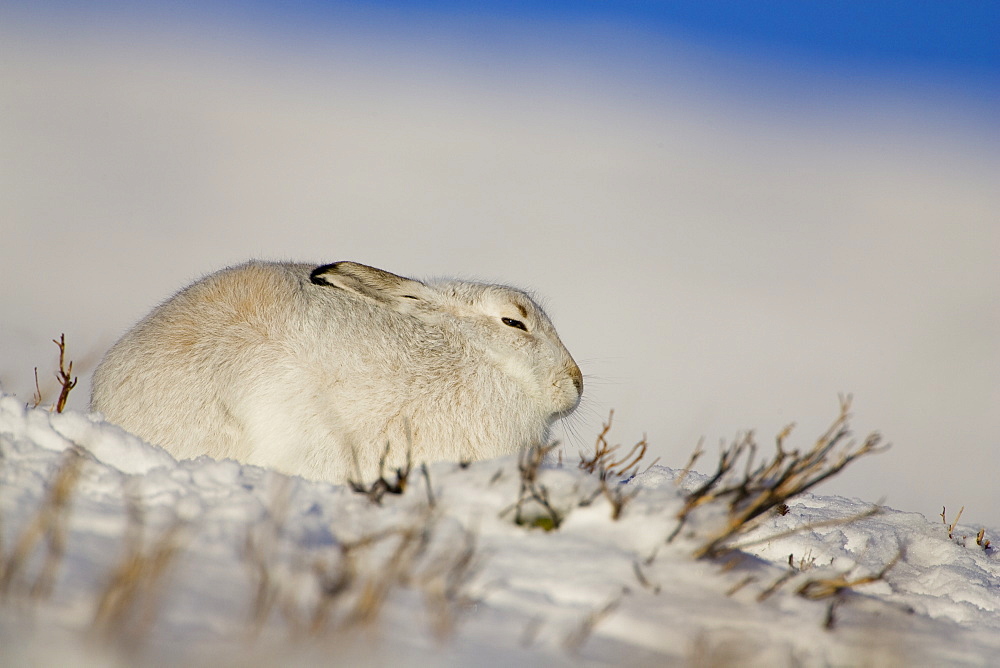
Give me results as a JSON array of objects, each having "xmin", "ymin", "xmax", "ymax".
[{"xmin": 1, "ymin": 394, "xmax": 998, "ymax": 666}]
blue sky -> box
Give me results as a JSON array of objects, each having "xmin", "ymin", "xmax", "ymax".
[
  {"xmin": 12, "ymin": 0, "xmax": 1000, "ymax": 89},
  {"xmin": 298, "ymin": 0, "xmax": 1000, "ymax": 74}
]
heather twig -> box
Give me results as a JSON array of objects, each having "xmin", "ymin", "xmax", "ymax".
[
  {"xmin": 349, "ymin": 441, "xmax": 412, "ymax": 505},
  {"xmin": 502, "ymin": 443, "xmax": 564, "ymax": 530},
  {"xmin": 0, "ymin": 445, "xmax": 85, "ymax": 599},
  {"xmin": 669, "ymin": 396, "xmax": 888, "ymax": 558},
  {"xmin": 579, "ymin": 411, "xmax": 657, "ymax": 479},
  {"xmin": 52, "ymin": 334, "xmax": 78, "ymax": 413},
  {"xmin": 29, "ymin": 334, "xmax": 79, "ymax": 411},
  {"xmin": 563, "ymin": 589, "xmax": 626, "ymax": 654},
  {"xmin": 91, "ymin": 483, "xmax": 190, "ymax": 648}
]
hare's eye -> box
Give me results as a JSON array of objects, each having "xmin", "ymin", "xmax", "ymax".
[{"xmin": 501, "ymin": 317, "xmax": 528, "ymax": 331}]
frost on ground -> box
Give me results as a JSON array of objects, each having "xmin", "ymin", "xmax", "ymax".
[{"xmin": 1, "ymin": 394, "xmax": 998, "ymax": 667}]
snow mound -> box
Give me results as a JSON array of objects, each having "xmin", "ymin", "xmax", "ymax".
[{"xmin": 1, "ymin": 397, "xmax": 998, "ymax": 666}]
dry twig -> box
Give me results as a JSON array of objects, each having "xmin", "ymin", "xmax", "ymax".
[
  {"xmin": 349, "ymin": 442, "xmax": 412, "ymax": 505},
  {"xmin": 52, "ymin": 334, "xmax": 78, "ymax": 413},
  {"xmin": 502, "ymin": 443, "xmax": 564, "ymax": 530},
  {"xmin": 976, "ymin": 528, "xmax": 991, "ymax": 550},
  {"xmin": 91, "ymin": 484, "xmax": 189, "ymax": 647},
  {"xmin": 579, "ymin": 411, "xmax": 656, "ymax": 479},
  {"xmin": 29, "ymin": 334, "xmax": 78, "ymax": 411},
  {"xmin": 796, "ymin": 550, "xmax": 901, "ymax": 600},
  {"xmin": 675, "ymin": 438, "xmax": 705, "ymax": 488},
  {"xmin": 562, "ymin": 589, "xmax": 626, "ymax": 654},
  {"xmin": 940, "ymin": 505, "xmax": 965, "ymax": 540},
  {"xmin": 0, "ymin": 445, "xmax": 85, "ymax": 599},
  {"xmin": 578, "ymin": 411, "xmax": 616, "ymax": 475},
  {"xmin": 244, "ymin": 477, "xmax": 296, "ymax": 633},
  {"xmin": 669, "ymin": 396, "xmax": 888, "ymax": 558}
]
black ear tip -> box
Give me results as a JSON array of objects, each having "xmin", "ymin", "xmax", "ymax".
[{"xmin": 310, "ymin": 263, "xmax": 338, "ymax": 285}]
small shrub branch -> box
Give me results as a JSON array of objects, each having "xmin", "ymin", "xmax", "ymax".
[{"xmin": 669, "ymin": 396, "xmax": 888, "ymax": 558}]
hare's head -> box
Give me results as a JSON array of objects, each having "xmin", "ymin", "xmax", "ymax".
[{"xmin": 311, "ymin": 262, "xmax": 583, "ymax": 420}]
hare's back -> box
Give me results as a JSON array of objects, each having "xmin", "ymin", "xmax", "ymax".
[
  {"xmin": 159, "ymin": 262, "xmax": 303, "ymax": 331},
  {"xmin": 111, "ymin": 262, "xmax": 311, "ymax": 367},
  {"xmin": 169, "ymin": 262, "xmax": 310, "ymax": 323}
]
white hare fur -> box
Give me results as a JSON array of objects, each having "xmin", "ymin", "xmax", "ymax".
[{"xmin": 91, "ymin": 261, "xmax": 582, "ymax": 482}]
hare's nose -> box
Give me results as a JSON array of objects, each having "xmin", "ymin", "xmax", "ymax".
[{"xmin": 568, "ymin": 362, "xmax": 583, "ymax": 396}]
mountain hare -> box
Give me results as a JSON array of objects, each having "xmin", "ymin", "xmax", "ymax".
[{"xmin": 91, "ymin": 261, "xmax": 583, "ymax": 482}]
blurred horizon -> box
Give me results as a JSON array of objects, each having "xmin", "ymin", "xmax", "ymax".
[{"xmin": 2, "ymin": 2, "xmax": 998, "ymax": 525}]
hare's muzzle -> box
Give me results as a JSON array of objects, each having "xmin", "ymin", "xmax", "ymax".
[
  {"xmin": 552, "ymin": 361, "xmax": 583, "ymax": 417},
  {"xmin": 569, "ymin": 363, "xmax": 583, "ymax": 397}
]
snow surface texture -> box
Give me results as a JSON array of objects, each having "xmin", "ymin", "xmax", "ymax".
[{"xmin": 1, "ymin": 395, "xmax": 998, "ymax": 667}]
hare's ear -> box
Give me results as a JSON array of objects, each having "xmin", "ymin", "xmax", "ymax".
[{"xmin": 310, "ymin": 262, "xmax": 428, "ymax": 307}]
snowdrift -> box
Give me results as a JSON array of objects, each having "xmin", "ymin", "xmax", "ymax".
[{"xmin": 1, "ymin": 394, "xmax": 998, "ymax": 666}]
